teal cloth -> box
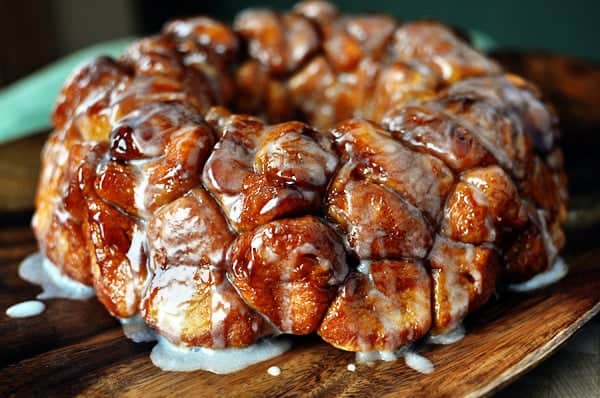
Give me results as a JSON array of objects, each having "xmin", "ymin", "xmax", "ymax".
[
  {"xmin": 0, "ymin": 31, "xmax": 496, "ymax": 144},
  {"xmin": 0, "ymin": 38, "xmax": 134, "ymax": 144}
]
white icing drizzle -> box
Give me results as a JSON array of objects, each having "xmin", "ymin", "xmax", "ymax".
[
  {"xmin": 18, "ymin": 252, "xmax": 95, "ymax": 300},
  {"xmin": 536, "ymin": 209, "xmax": 558, "ymax": 265},
  {"xmin": 403, "ymin": 351, "xmax": 434, "ymax": 374},
  {"xmin": 133, "ymin": 161, "xmax": 151, "ymax": 218},
  {"xmin": 267, "ymin": 366, "xmax": 281, "ymax": 376},
  {"xmin": 126, "ymin": 224, "xmax": 147, "ymax": 275},
  {"xmin": 427, "ymin": 238, "xmax": 471, "ymax": 331},
  {"xmin": 258, "ymin": 190, "xmax": 302, "ymax": 216},
  {"xmin": 346, "ymin": 363, "xmax": 357, "ymax": 372},
  {"xmin": 427, "ymin": 324, "xmax": 465, "ymax": 345},
  {"xmin": 467, "ymin": 183, "xmax": 497, "ymax": 243},
  {"xmin": 5, "ymin": 300, "xmax": 46, "ymax": 318},
  {"xmin": 356, "ymin": 350, "xmax": 397, "ymax": 362},
  {"xmin": 354, "ymin": 260, "xmax": 431, "ymax": 351},
  {"xmin": 256, "ymin": 133, "xmax": 337, "ymax": 188},
  {"xmin": 356, "ymin": 347, "xmax": 435, "ymax": 374},
  {"xmin": 425, "ymin": 101, "xmax": 518, "ymax": 176},
  {"xmin": 444, "ymin": 264, "xmax": 470, "ymax": 328},
  {"xmin": 119, "ymin": 315, "xmax": 157, "ymax": 343},
  {"xmin": 508, "ymin": 257, "xmax": 568, "ymax": 292},
  {"xmin": 150, "ymin": 266, "xmax": 199, "ymax": 339},
  {"xmin": 210, "ymin": 281, "xmax": 230, "ymax": 348},
  {"xmin": 248, "ymin": 227, "xmax": 347, "ymax": 333},
  {"xmin": 356, "ymin": 260, "xmax": 371, "ymax": 275},
  {"xmin": 150, "ymin": 336, "xmax": 292, "ymax": 374}
]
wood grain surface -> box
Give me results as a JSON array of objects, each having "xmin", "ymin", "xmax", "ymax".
[{"xmin": 1, "ymin": 53, "xmax": 600, "ymax": 398}]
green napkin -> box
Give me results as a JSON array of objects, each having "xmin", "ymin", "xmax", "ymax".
[
  {"xmin": 0, "ymin": 31, "xmax": 496, "ymax": 145},
  {"xmin": 0, "ymin": 38, "xmax": 134, "ymax": 144}
]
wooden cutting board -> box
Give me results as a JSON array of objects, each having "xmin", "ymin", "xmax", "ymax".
[
  {"xmin": 0, "ymin": 226, "xmax": 598, "ymax": 397},
  {"xmin": 1, "ymin": 53, "xmax": 600, "ymax": 397}
]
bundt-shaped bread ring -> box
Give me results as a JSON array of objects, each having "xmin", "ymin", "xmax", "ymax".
[{"xmin": 32, "ymin": 1, "xmax": 567, "ymax": 354}]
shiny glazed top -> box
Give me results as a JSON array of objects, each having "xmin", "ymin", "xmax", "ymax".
[{"xmin": 32, "ymin": 0, "xmax": 568, "ymax": 353}]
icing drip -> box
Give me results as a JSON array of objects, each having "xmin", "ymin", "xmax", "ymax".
[
  {"xmin": 356, "ymin": 350, "xmax": 397, "ymax": 362},
  {"xmin": 537, "ymin": 209, "xmax": 558, "ymax": 265},
  {"xmin": 267, "ymin": 366, "xmax": 281, "ymax": 376},
  {"xmin": 119, "ymin": 315, "xmax": 157, "ymax": 343},
  {"xmin": 18, "ymin": 252, "xmax": 95, "ymax": 300},
  {"xmin": 403, "ymin": 351, "xmax": 434, "ymax": 374},
  {"xmin": 508, "ymin": 257, "xmax": 568, "ymax": 292},
  {"xmin": 210, "ymin": 281, "xmax": 231, "ymax": 348},
  {"xmin": 355, "ymin": 347, "xmax": 435, "ymax": 374},
  {"xmin": 5, "ymin": 300, "xmax": 46, "ymax": 318},
  {"xmin": 427, "ymin": 324, "xmax": 465, "ymax": 345},
  {"xmin": 150, "ymin": 336, "xmax": 292, "ymax": 374}
]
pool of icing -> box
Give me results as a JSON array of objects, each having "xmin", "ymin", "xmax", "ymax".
[
  {"xmin": 508, "ymin": 257, "xmax": 568, "ymax": 292},
  {"xmin": 18, "ymin": 252, "xmax": 95, "ymax": 300},
  {"xmin": 150, "ymin": 336, "xmax": 292, "ymax": 374},
  {"xmin": 119, "ymin": 315, "xmax": 157, "ymax": 343},
  {"xmin": 427, "ymin": 324, "xmax": 466, "ymax": 345},
  {"xmin": 5, "ymin": 300, "xmax": 46, "ymax": 318}
]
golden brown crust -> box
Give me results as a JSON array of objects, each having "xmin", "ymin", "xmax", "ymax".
[
  {"xmin": 318, "ymin": 260, "xmax": 432, "ymax": 351},
  {"xmin": 142, "ymin": 265, "xmax": 270, "ymax": 347},
  {"xmin": 327, "ymin": 173, "xmax": 433, "ymax": 260},
  {"xmin": 228, "ymin": 216, "xmax": 348, "ymax": 334},
  {"xmin": 428, "ymin": 236, "xmax": 499, "ymax": 334},
  {"xmin": 202, "ymin": 115, "xmax": 337, "ymax": 232}
]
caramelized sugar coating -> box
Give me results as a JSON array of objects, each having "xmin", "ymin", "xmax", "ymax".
[
  {"xmin": 327, "ymin": 166, "xmax": 433, "ymax": 260},
  {"xmin": 78, "ymin": 144, "xmax": 149, "ymax": 317},
  {"xmin": 33, "ymin": 1, "xmax": 568, "ymax": 351},
  {"xmin": 52, "ymin": 57, "xmax": 132, "ymax": 138},
  {"xmin": 163, "ymin": 17, "xmax": 239, "ymax": 62},
  {"xmin": 293, "ymin": 1, "xmax": 339, "ymax": 27},
  {"xmin": 428, "ymin": 236, "xmax": 499, "ymax": 334},
  {"xmin": 369, "ymin": 63, "xmax": 438, "ymax": 122},
  {"xmin": 381, "ymin": 105, "xmax": 495, "ymax": 172},
  {"xmin": 331, "ymin": 119, "xmax": 455, "ymax": 220},
  {"xmin": 441, "ymin": 166, "xmax": 528, "ymax": 244},
  {"xmin": 202, "ymin": 111, "xmax": 337, "ymax": 232},
  {"xmin": 147, "ymin": 188, "xmax": 234, "ymax": 271},
  {"xmin": 95, "ymin": 101, "xmax": 216, "ymax": 220},
  {"xmin": 142, "ymin": 265, "xmax": 270, "ymax": 347},
  {"xmin": 35, "ymin": 141, "xmax": 94, "ymax": 284},
  {"xmin": 228, "ymin": 216, "xmax": 348, "ymax": 334},
  {"xmin": 318, "ymin": 260, "xmax": 431, "ymax": 351},
  {"xmin": 235, "ymin": 9, "xmax": 319, "ymax": 76},
  {"xmin": 143, "ymin": 189, "xmax": 269, "ymax": 347},
  {"xmin": 504, "ymin": 223, "xmax": 552, "ymax": 283},
  {"xmin": 391, "ymin": 21, "xmax": 500, "ymax": 82},
  {"xmin": 163, "ymin": 17, "xmax": 239, "ymax": 105}
]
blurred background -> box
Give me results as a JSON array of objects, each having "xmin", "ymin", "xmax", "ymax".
[{"xmin": 2, "ymin": 0, "xmax": 600, "ymax": 87}]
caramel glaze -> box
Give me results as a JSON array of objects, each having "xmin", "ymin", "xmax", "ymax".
[{"xmin": 32, "ymin": 1, "xmax": 568, "ymax": 353}]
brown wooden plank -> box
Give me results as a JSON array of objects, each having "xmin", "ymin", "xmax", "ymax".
[
  {"xmin": 497, "ymin": 316, "xmax": 599, "ymax": 397},
  {"xmin": 0, "ymin": 329, "xmax": 153, "ymax": 397},
  {"xmin": 0, "ymin": 245, "xmax": 597, "ymax": 397},
  {"xmin": 0, "ymin": 243, "xmax": 119, "ymax": 368}
]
